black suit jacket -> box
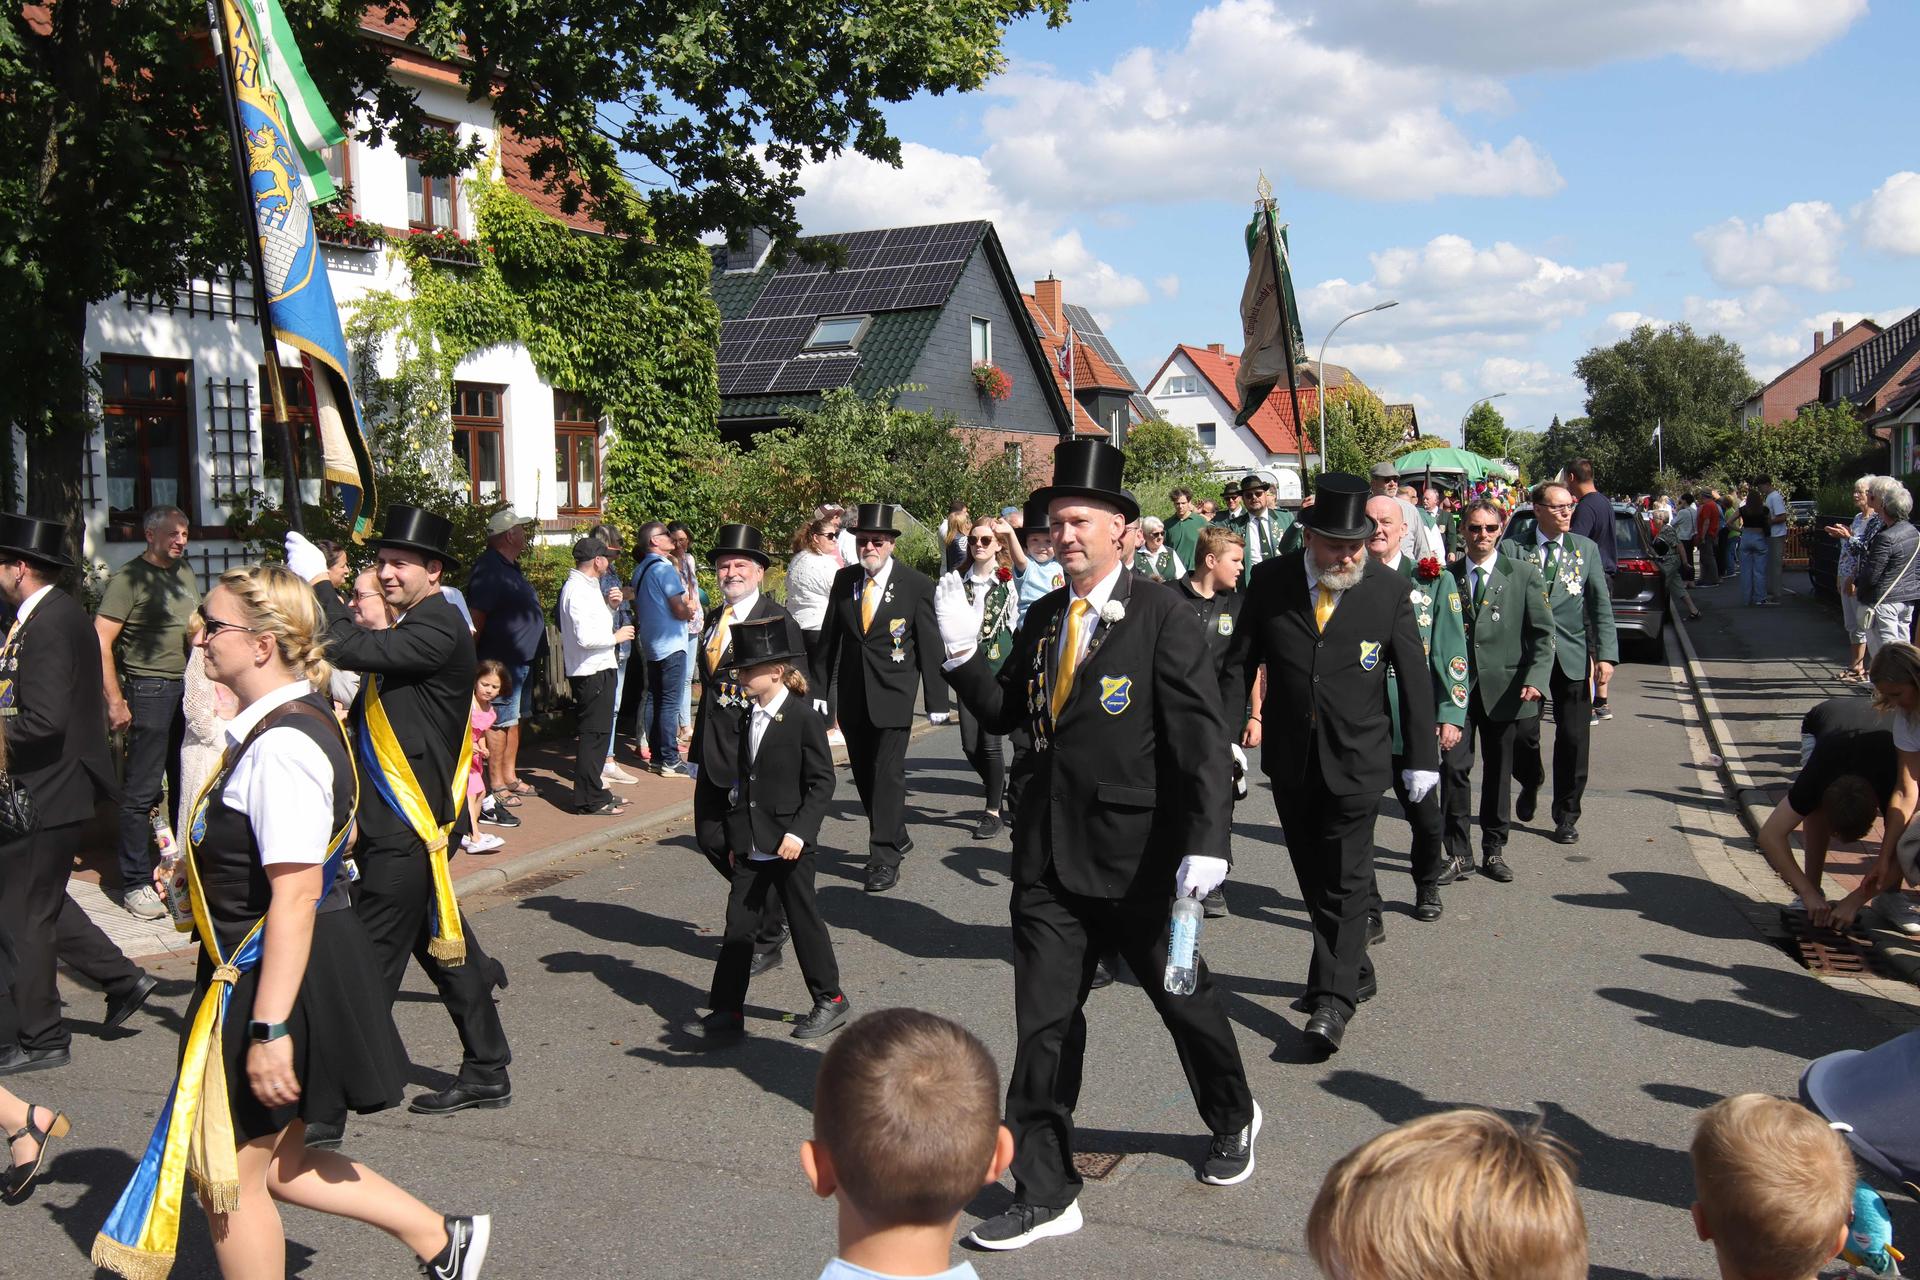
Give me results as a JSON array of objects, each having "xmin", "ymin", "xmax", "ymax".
[
  {"xmin": 945, "ymin": 568, "xmax": 1230, "ymax": 899},
  {"xmin": 1172, "ymin": 578, "xmax": 1246, "ymax": 720},
  {"xmin": 317, "ymin": 587, "xmax": 476, "ymax": 844},
  {"xmin": 1226, "ymin": 550, "xmax": 1437, "ymax": 795},
  {"xmin": 4, "ymin": 588, "xmax": 117, "ymax": 826},
  {"xmin": 689, "ymin": 594, "xmax": 809, "ymax": 791},
  {"xmin": 818, "ymin": 558, "xmax": 948, "ymax": 727},
  {"xmin": 724, "ymin": 696, "xmax": 836, "ymax": 858}
]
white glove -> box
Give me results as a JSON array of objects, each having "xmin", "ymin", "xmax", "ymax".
[
  {"xmin": 929, "ymin": 711, "xmax": 951, "ymax": 724},
  {"xmin": 1230, "ymin": 743, "xmax": 1248, "ymax": 801},
  {"xmin": 934, "ymin": 572, "xmax": 985, "ymax": 659},
  {"xmin": 812, "ymin": 699, "xmax": 829, "ymax": 718},
  {"xmin": 1176, "ymin": 855, "xmax": 1229, "ymax": 898},
  {"xmin": 1402, "ymin": 769, "xmax": 1440, "ymax": 804},
  {"xmin": 285, "ymin": 531, "xmax": 328, "ymax": 583}
]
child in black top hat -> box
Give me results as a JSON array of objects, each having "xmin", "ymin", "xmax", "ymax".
[{"xmin": 682, "ymin": 618, "xmax": 850, "ymax": 1045}]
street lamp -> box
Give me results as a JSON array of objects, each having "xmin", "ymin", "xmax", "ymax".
[
  {"xmin": 1317, "ymin": 300, "xmax": 1398, "ymax": 467},
  {"xmin": 1458, "ymin": 392, "xmax": 1507, "ymax": 450}
]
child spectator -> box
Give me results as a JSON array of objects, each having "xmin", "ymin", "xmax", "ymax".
[
  {"xmin": 1689, "ymin": 1093, "xmax": 1853, "ymax": 1280},
  {"xmin": 462, "ymin": 661, "xmax": 509, "ymax": 855},
  {"xmin": 802, "ymin": 1008, "xmax": 1015, "ymax": 1280},
  {"xmin": 1305, "ymin": 1109, "xmax": 1587, "ymax": 1280}
]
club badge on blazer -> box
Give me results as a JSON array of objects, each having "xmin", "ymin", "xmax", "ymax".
[
  {"xmin": 1099, "ymin": 674, "xmax": 1132, "ymax": 715},
  {"xmin": 1359, "ymin": 640, "xmax": 1382, "ymax": 671}
]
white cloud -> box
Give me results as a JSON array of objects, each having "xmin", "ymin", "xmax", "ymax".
[
  {"xmin": 1859, "ymin": 172, "xmax": 1920, "ymax": 256},
  {"xmin": 1302, "ymin": 0, "xmax": 1867, "ymax": 74},
  {"xmin": 1155, "ymin": 275, "xmax": 1181, "ymax": 300},
  {"xmin": 1681, "ymin": 286, "xmax": 1793, "ymax": 332},
  {"xmin": 1478, "ymin": 356, "xmax": 1579, "ymax": 398},
  {"xmin": 1602, "ymin": 310, "xmax": 1665, "ymax": 334},
  {"xmin": 1323, "ymin": 342, "xmax": 1407, "ymax": 373},
  {"xmin": 1692, "ymin": 201, "xmax": 1848, "ymax": 291}
]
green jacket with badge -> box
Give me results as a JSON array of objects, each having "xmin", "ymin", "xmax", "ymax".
[
  {"xmin": 1448, "ymin": 552, "xmax": 1555, "ymax": 722},
  {"xmin": 1387, "ymin": 555, "xmax": 1468, "ymax": 756},
  {"xmin": 1229, "ymin": 508, "xmax": 1292, "ymax": 566},
  {"xmin": 1498, "ymin": 530, "xmax": 1618, "ymax": 679}
]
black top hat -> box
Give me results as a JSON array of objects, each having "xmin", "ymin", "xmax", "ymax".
[
  {"xmin": 722, "ymin": 617, "xmax": 807, "ymax": 671},
  {"xmin": 1020, "ymin": 492, "xmax": 1052, "ymax": 536},
  {"xmin": 1300, "ymin": 473, "xmax": 1376, "ymax": 541},
  {"xmin": 0, "ymin": 514, "xmax": 74, "ymax": 570},
  {"xmin": 371, "ymin": 504, "xmax": 460, "ymax": 572},
  {"xmin": 846, "ymin": 503, "xmax": 905, "ymax": 537},
  {"xmin": 1032, "ymin": 439, "xmax": 1140, "ymax": 521},
  {"xmin": 708, "ymin": 524, "xmax": 770, "ymax": 567}
]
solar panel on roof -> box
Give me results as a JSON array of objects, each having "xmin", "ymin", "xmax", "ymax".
[
  {"xmin": 769, "ymin": 354, "xmax": 860, "ymax": 394},
  {"xmin": 1063, "ymin": 305, "xmax": 1138, "ymax": 386}
]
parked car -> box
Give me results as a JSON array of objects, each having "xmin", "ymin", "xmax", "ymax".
[{"xmin": 1502, "ymin": 502, "xmax": 1669, "ymax": 645}]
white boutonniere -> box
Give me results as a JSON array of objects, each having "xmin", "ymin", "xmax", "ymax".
[{"xmin": 1100, "ymin": 601, "xmax": 1126, "ymax": 624}]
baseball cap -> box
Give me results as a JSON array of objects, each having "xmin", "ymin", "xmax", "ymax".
[
  {"xmin": 487, "ymin": 509, "xmax": 533, "ymax": 536},
  {"xmin": 572, "ymin": 535, "xmax": 608, "ymax": 562}
]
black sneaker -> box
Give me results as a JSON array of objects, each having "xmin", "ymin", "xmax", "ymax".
[
  {"xmin": 971, "ymin": 812, "xmax": 1003, "ymax": 840},
  {"xmin": 420, "ymin": 1214, "xmax": 490, "ymax": 1279},
  {"xmin": 679, "ymin": 1009, "xmax": 746, "ymax": 1047},
  {"xmin": 1594, "ymin": 703, "xmax": 1614, "ymax": 721},
  {"xmin": 1200, "ymin": 1099, "xmax": 1262, "ymax": 1186},
  {"xmin": 1367, "ymin": 913, "xmax": 1386, "ymax": 945},
  {"xmin": 966, "ymin": 1199, "xmax": 1084, "ymax": 1251},
  {"xmin": 1202, "ymin": 887, "xmax": 1229, "ymax": 918},
  {"xmin": 791, "ymin": 995, "xmax": 851, "ymax": 1040},
  {"xmin": 478, "ymin": 805, "xmax": 520, "ymax": 829}
]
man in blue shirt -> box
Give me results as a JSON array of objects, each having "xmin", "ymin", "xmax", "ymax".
[
  {"xmin": 466, "ymin": 509, "xmax": 542, "ymax": 820},
  {"xmin": 632, "ymin": 520, "xmax": 697, "ymax": 775}
]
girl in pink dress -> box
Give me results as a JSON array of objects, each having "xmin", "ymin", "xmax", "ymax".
[{"xmin": 463, "ymin": 662, "xmax": 509, "ymax": 854}]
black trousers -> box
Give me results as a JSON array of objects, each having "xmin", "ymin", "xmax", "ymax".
[
  {"xmin": 116, "ymin": 676, "xmax": 184, "ymax": 887},
  {"xmin": 709, "ymin": 851, "xmax": 840, "ymax": 1013},
  {"xmin": 351, "ymin": 833, "xmax": 511, "ymax": 1085},
  {"xmin": 1370, "ymin": 753, "xmax": 1445, "ymax": 917},
  {"xmin": 1515, "ymin": 666, "xmax": 1591, "ymax": 827},
  {"xmin": 958, "ymin": 704, "xmax": 1006, "ymax": 812},
  {"xmin": 1005, "ymin": 726, "xmax": 1034, "ymax": 821},
  {"xmin": 693, "ymin": 779, "xmax": 786, "ymax": 951},
  {"xmin": 1273, "ymin": 762, "xmax": 1381, "ymax": 1017},
  {"xmin": 572, "ymin": 667, "xmax": 615, "ymax": 812},
  {"xmin": 841, "ymin": 701, "xmax": 911, "ymax": 868},
  {"xmin": 801, "ymin": 628, "xmax": 834, "ymax": 724},
  {"xmin": 1006, "ymin": 868, "xmax": 1252, "ymax": 1210},
  {"xmin": 1443, "ymin": 708, "xmax": 1521, "ymax": 860},
  {"xmin": 0, "ymin": 820, "xmax": 144, "ymax": 1051}
]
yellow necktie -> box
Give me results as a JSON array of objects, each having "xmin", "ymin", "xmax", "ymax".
[
  {"xmin": 704, "ymin": 607, "xmax": 732, "ymax": 671},
  {"xmin": 1314, "ymin": 583, "xmax": 1336, "ymax": 633},
  {"xmin": 1051, "ymin": 598, "xmax": 1091, "ymax": 720},
  {"xmin": 860, "ymin": 575, "xmax": 878, "ymax": 632}
]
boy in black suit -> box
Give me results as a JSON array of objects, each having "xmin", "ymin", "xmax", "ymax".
[{"xmin": 685, "ymin": 619, "xmax": 850, "ymax": 1045}]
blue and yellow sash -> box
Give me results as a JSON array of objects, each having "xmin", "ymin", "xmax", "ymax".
[
  {"xmin": 356, "ymin": 673, "xmax": 473, "ymax": 964},
  {"xmin": 93, "ymin": 701, "xmax": 356, "ymax": 1280}
]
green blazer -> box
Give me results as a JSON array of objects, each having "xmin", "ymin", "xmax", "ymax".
[
  {"xmin": 1387, "ymin": 556, "xmax": 1469, "ymax": 755},
  {"xmin": 1449, "ymin": 553, "xmax": 1556, "ymax": 721},
  {"xmin": 1498, "ymin": 531, "xmax": 1618, "ymax": 679}
]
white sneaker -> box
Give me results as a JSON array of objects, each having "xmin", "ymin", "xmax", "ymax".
[
  {"xmin": 826, "ymin": 727, "xmax": 845, "ymax": 747},
  {"xmin": 118, "ymin": 884, "xmax": 167, "ymax": 921},
  {"xmin": 1873, "ymin": 892, "xmax": 1920, "ymax": 936},
  {"xmin": 462, "ymin": 833, "xmax": 505, "ymax": 854},
  {"xmin": 601, "ymin": 762, "xmax": 640, "ymax": 785}
]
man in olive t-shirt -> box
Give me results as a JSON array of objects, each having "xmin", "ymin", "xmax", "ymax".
[{"xmin": 94, "ymin": 506, "xmax": 199, "ymax": 916}]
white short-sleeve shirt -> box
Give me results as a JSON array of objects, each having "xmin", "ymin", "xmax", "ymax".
[{"xmin": 218, "ymin": 680, "xmax": 337, "ymax": 867}]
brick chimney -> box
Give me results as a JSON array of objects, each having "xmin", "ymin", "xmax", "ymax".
[
  {"xmin": 1035, "ymin": 275, "xmax": 1063, "ymax": 333},
  {"xmin": 1834, "ymin": 319, "xmax": 1845, "ymax": 340},
  {"xmin": 1207, "ymin": 342, "xmax": 1226, "ymax": 356},
  {"xmin": 1814, "ymin": 329, "xmax": 1825, "ymax": 352}
]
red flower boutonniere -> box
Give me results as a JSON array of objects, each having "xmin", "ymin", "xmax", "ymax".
[
  {"xmin": 995, "ymin": 566, "xmax": 1012, "ymax": 582},
  {"xmin": 1416, "ymin": 556, "xmax": 1442, "ymax": 581}
]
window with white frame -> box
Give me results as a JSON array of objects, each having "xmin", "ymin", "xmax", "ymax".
[
  {"xmin": 1163, "ymin": 374, "xmax": 1198, "ymax": 395},
  {"xmin": 970, "ymin": 317, "xmax": 992, "ymax": 365},
  {"xmin": 804, "ymin": 315, "xmax": 869, "ymax": 352},
  {"xmin": 1196, "ymin": 421, "xmax": 1217, "ymax": 447}
]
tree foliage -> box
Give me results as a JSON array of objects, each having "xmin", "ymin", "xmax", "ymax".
[
  {"xmin": 1571, "ymin": 323, "xmax": 1759, "ymax": 493},
  {"xmin": 1121, "ymin": 418, "xmax": 1215, "ymax": 507},
  {"xmin": 1391, "ymin": 434, "xmax": 1453, "ymax": 458},
  {"xmin": 1322, "ymin": 387, "xmax": 1401, "ymax": 477},
  {"xmin": 1461, "ymin": 400, "xmax": 1508, "ymax": 459},
  {"xmin": 1715, "ymin": 402, "xmax": 1870, "ymax": 501}
]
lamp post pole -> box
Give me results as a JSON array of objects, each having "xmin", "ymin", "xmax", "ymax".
[
  {"xmin": 1317, "ymin": 299, "xmax": 1398, "ymax": 469},
  {"xmin": 1458, "ymin": 392, "xmax": 1507, "ymax": 450}
]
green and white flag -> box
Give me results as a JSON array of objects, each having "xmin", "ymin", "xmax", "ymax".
[{"xmin": 234, "ymin": 0, "xmax": 347, "ymax": 204}]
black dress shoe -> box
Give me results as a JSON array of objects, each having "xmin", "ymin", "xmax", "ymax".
[
  {"xmin": 1291, "ymin": 975, "xmax": 1374, "ymax": 1013},
  {"xmin": 408, "ymin": 1080, "xmax": 513, "ymax": 1115},
  {"xmin": 0, "ymin": 1046, "xmax": 69, "ymax": 1077},
  {"xmin": 971, "ymin": 812, "xmax": 1003, "ymax": 840},
  {"xmin": 303, "ymin": 1119, "xmax": 345, "ymax": 1151},
  {"xmin": 748, "ymin": 947, "xmax": 784, "ymax": 978},
  {"xmin": 103, "ymin": 973, "xmax": 159, "ymax": 1029},
  {"xmin": 864, "ymin": 864, "xmax": 899, "ymax": 893},
  {"xmin": 1435, "ymin": 855, "xmax": 1466, "ymax": 886},
  {"xmin": 1367, "ymin": 913, "xmax": 1386, "ymax": 945},
  {"xmin": 1302, "ymin": 1004, "xmax": 1347, "ymax": 1054},
  {"xmin": 1551, "ymin": 823, "xmax": 1580, "ymax": 845},
  {"xmin": 1089, "ymin": 954, "xmax": 1117, "ymax": 989},
  {"xmin": 1516, "ymin": 786, "xmax": 1538, "ymax": 823},
  {"xmin": 790, "ymin": 995, "xmax": 851, "ymax": 1040},
  {"xmin": 1482, "ymin": 855, "xmax": 1515, "ymax": 882},
  {"xmin": 899, "ymin": 836, "xmax": 915, "ymax": 855},
  {"xmin": 1414, "ymin": 886, "xmax": 1443, "ymax": 922},
  {"xmin": 679, "ymin": 1010, "xmax": 746, "ymax": 1047}
]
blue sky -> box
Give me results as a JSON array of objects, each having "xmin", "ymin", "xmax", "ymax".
[{"xmin": 790, "ymin": 0, "xmax": 1920, "ymax": 443}]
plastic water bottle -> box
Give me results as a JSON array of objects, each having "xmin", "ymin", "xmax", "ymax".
[
  {"xmin": 149, "ymin": 808, "xmax": 194, "ymax": 933},
  {"xmin": 1164, "ymin": 895, "xmax": 1203, "ymax": 995}
]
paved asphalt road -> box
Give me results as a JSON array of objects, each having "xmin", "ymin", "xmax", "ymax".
[{"xmin": 8, "ymin": 641, "xmax": 1910, "ymax": 1278}]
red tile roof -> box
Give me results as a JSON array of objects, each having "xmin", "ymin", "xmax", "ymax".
[
  {"xmin": 1150, "ymin": 344, "xmax": 1319, "ymax": 458},
  {"xmin": 498, "ymin": 127, "xmax": 607, "ymax": 235},
  {"xmin": 1019, "ymin": 295, "xmax": 1113, "ymax": 438}
]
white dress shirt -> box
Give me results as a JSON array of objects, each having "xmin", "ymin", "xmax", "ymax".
[
  {"xmin": 1303, "ymin": 556, "xmax": 1352, "ymax": 616},
  {"xmin": 1464, "ymin": 550, "xmax": 1499, "ymax": 607},
  {"xmin": 707, "ymin": 588, "xmax": 761, "ymax": 644},
  {"xmin": 1058, "ymin": 561, "xmax": 1124, "ymax": 669},
  {"xmin": 745, "ymin": 686, "xmax": 791, "ymax": 860},
  {"xmin": 856, "ymin": 555, "xmax": 895, "ymax": 618},
  {"xmin": 560, "ymin": 568, "xmax": 619, "ymax": 678},
  {"xmin": 219, "ymin": 679, "xmax": 336, "ymax": 866},
  {"xmin": 10, "ymin": 583, "xmax": 54, "ymax": 632}
]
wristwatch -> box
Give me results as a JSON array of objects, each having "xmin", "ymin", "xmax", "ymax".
[{"xmin": 248, "ymin": 1019, "xmax": 290, "ymax": 1044}]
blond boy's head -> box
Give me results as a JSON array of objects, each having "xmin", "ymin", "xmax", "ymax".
[
  {"xmin": 1307, "ymin": 1109, "xmax": 1587, "ymax": 1280},
  {"xmin": 1690, "ymin": 1094, "xmax": 1853, "ymax": 1280},
  {"xmin": 805, "ymin": 1008, "xmax": 1011, "ymax": 1228}
]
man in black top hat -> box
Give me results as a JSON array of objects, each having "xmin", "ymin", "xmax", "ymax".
[
  {"xmin": 817, "ymin": 503, "xmax": 947, "ymax": 893},
  {"xmin": 935, "ymin": 439, "xmax": 1258, "ymax": 1252},
  {"xmin": 288, "ymin": 509, "xmax": 513, "ymax": 1131},
  {"xmin": 690, "ymin": 524, "xmax": 812, "ymax": 971},
  {"xmin": 0, "ymin": 516, "xmax": 157, "ymax": 1074},
  {"xmin": 1225, "ymin": 473, "xmax": 1438, "ymax": 1056}
]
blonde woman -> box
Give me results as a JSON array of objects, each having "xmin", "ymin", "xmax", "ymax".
[{"xmin": 93, "ymin": 565, "xmax": 488, "ymax": 1279}]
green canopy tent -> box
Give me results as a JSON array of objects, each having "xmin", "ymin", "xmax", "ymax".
[{"xmin": 1393, "ymin": 447, "xmax": 1501, "ymax": 482}]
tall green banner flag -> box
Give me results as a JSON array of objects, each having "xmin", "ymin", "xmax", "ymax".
[{"xmin": 1235, "ymin": 203, "xmax": 1310, "ymax": 470}]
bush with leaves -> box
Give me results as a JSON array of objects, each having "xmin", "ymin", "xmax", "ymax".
[{"xmin": 1321, "ymin": 387, "xmax": 1402, "ymax": 477}]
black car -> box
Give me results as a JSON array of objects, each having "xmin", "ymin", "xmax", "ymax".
[{"xmin": 1502, "ymin": 502, "xmax": 1669, "ymax": 644}]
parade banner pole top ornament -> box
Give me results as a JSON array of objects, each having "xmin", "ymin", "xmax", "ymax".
[{"xmin": 1236, "ymin": 171, "xmax": 1311, "ymax": 482}]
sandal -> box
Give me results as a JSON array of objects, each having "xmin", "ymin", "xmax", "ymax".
[
  {"xmin": 507, "ymin": 780, "xmax": 535, "ymax": 796},
  {"xmin": 4, "ymin": 1104, "xmax": 70, "ymax": 1202},
  {"xmin": 491, "ymin": 787, "xmax": 524, "ymax": 809}
]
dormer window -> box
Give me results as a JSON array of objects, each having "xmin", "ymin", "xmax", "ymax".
[{"xmin": 804, "ymin": 315, "xmax": 870, "ymax": 352}]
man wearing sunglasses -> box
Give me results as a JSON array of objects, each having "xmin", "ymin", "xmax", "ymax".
[{"xmin": 1444, "ymin": 501, "xmax": 1554, "ymax": 884}]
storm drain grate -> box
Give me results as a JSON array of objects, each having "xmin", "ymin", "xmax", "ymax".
[
  {"xmin": 1072, "ymin": 1152, "xmax": 1127, "ymax": 1181},
  {"xmin": 1780, "ymin": 912, "xmax": 1874, "ymax": 976},
  {"xmin": 504, "ymin": 867, "xmax": 586, "ymax": 898}
]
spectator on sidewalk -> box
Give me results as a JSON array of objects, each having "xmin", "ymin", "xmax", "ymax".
[
  {"xmin": 1856, "ymin": 476, "xmax": 1920, "ymax": 660},
  {"xmin": 633, "ymin": 522, "xmax": 696, "ymax": 777},
  {"xmin": 1164, "ymin": 487, "xmax": 1207, "ymax": 569},
  {"xmin": 95, "ymin": 504, "xmax": 199, "ymax": 919},
  {"xmin": 1672, "ymin": 494, "xmax": 1698, "ymax": 580},
  {"xmin": 314, "ymin": 538, "xmax": 350, "ymax": 598},
  {"xmin": 1826, "ymin": 476, "xmax": 1882, "ymax": 681},
  {"xmin": 1760, "ymin": 476, "xmax": 1790, "ymax": 601},
  {"xmin": 560, "ymin": 536, "xmax": 636, "ymax": 814},
  {"xmin": 668, "ymin": 522, "xmax": 702, "ymax": 753},
  {"xmin": 1131, "ymin": 516, "xmax": 1184, "ymax": 582},
  {"xmin": 465, "ymin": 509, "xmax": 542, "ymax": 811},
  {"xmin": 588, "ymin": 523, "xmax": 640, "ymax": 787},
  {"xmin": 942, "ymin": 501, "xmax": 972, "ymax": 574},
  {"xmin": 1565, "ymin": 460, "xmax": 1619, "ymax": 576},
  {"xmin": 1688, "ymin": 1094, "xmax": 1853, "ymax": 1280},
  {"xmin": 787, "ymin": 515, "xmax": 844, "ymax": 727},
  {"xmin": 1717, "ymin": 488, "xmax": 1738, "ymax": 576},
  {"xmin": 1694, "ymin": 488, "xmax": 1721, "ymax": 586},
  {"xmin": 463, "ymin": 663, "xmax": 508, "ymax": 854},
  {"xmin": 1755, "ymin": 696, "xmax": 1895, "ymax": 921},
  {"xmin": 176, "ymin": 641, "xmax": 238, "ymax": 836},
  {"xmin": 1651, "ymin": 519, "xmax": 1701, "ymax": 621},
  {"xmin": 1737, "ymin": 484, "xmax": 1772, "ymax": 606}
]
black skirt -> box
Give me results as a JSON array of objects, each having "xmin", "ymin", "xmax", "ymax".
[{"xmin": 188, "ymin": 907, "xmax": 407, "ymax": 1143}]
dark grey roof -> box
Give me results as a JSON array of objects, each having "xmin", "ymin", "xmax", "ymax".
[{"xmin": 1832, "ymin": 307, "xmax": 1920, "ymax": 405}]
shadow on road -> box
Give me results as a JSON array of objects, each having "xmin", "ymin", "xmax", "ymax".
[{"xmin": 1554, "ymin": 870, "xmax": 1755, "ymax": 942}]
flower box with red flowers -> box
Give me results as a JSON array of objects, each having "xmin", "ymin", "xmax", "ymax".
[
  {"xmin": 312, "ymin": 200, "xmax": 385, "ymax": 250},
  {"xmin": 405, "ymin": 226, "xmax": 481, "ymax": 266},
  {"xmin": 971, "ymin": 362, "xmax": 1013, "ymax": 401}
]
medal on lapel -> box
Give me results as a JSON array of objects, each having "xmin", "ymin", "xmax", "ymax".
[{"xmin": 887, "ymin": 617, "xmax": 907, "ymax": 662}]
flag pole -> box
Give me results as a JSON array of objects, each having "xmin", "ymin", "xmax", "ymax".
[
  {"xmin": 1260, "ymin": 195, "xmax": 1309, "ymax": 479},
  {"xmin": 206, "ymin": 0, "xmax": 305, "ymax": 535}
]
